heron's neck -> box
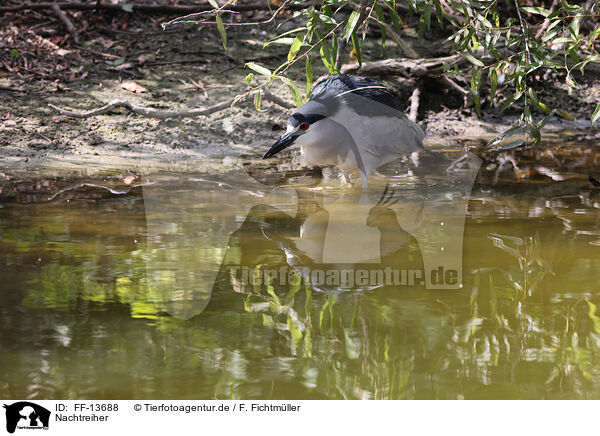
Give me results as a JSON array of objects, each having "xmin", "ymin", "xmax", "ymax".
[{"xmin": 375, "ymin": 214, "xmax": 409, "ymax": 257}]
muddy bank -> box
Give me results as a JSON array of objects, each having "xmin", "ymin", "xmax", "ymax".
[{"xmin": 1, "ymin": 4, "xmax": 599, "ymax": 178}]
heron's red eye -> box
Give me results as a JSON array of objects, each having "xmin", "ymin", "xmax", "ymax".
[{"xmin": 299, "ymin": 122, "xmax": 309, "ymax": 131}]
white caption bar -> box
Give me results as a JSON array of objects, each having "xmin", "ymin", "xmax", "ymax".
[{"xmin": 0, "ymin": 400, "xmax": 595, "ymax": 435}]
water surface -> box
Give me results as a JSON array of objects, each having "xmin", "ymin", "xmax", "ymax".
[{"xmin": 1, "ymin": 148, "xmax": 599, "ymax": 399}]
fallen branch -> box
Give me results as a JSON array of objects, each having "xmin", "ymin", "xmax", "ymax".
[
  {"xmin": 51, "ymin": 4, "xmax": 79, "ymax": 44},
  {"xmin": 341, "ymin": 54, "xmax": 466, "ymax": 78},
  {"xmin": 48, "ymin": 89, "xmax": 294, "ymax": 119}
]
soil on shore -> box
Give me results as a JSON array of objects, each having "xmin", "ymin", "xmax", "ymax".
[{"xmin": 1, "ymin": 2, "xmax": 599, "ymax": 180}]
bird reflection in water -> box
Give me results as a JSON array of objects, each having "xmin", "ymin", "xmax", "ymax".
[{"xmin": 221, "ymin": 169, "xmax": 425, "ymax": 295}]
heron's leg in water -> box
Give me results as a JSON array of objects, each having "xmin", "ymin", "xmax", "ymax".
[
  {"xmin": 339, "ymin": 169, "xmax": 368, "ymax": 188},
  {"xmin": 360, "ymin": 171, "xmax": 368, "ymax": 189},
  {"xmin": 340, "ymin": 170, "xmax": 357, "ymax": 186}
]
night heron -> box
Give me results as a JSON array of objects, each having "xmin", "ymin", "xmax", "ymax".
[{"xmin": 263, "ymin": 74, "xmax": 425, "ymax": 187}]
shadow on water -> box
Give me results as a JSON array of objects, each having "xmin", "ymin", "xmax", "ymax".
[{"xmin": 0, "ymin": 145, "xmax": 599, "ymax": 399}]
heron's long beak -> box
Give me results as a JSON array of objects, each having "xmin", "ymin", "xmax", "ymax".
[{"xmin": 263, "ymin": 132, "xmax": 298, "ymax": 159}]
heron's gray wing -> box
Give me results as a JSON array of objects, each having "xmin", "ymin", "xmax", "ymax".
[{"xmin": 324, "ymin": 92, "xmax": 424, "ymax": 176}]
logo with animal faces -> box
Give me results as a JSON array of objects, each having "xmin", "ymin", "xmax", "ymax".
[{"xmin": 3, "ymin": 402, "xmax": 50, "ymax": 434}]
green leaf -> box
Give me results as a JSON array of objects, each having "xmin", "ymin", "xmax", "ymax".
[
  {"xmin": 433, "ymin": 0, "xmax": 444, "ymax": 25},
  {"xmin": 288, "ymin": 36, "xmax": 303, "ymax": 62},
  {"xmin": 281, "ymin": 77, "xmax": 304, "ymax": 107},
  {"xmin": 492, "ymin": 139, "xmax": 525, "ymax": 150},
  {"xmin": 538, "ymin": 110, "xmax": 555, "ymax": 130},
  {"xmin": 264, "ymin": 27, "xmax": 308, "ymax": 46},
  {"xmin": 121, "ymin": 4, "xmax": 133, "ymax": 12},
  {"xmin": 345, "ymin": 10, "xmax": 361, "ymax": 41},
  {"xmin": 303, "ymin": 328, "xmax": 312, "ymax": 357},
  {"xmin": 351, "ymin": 30, "xmax": 361, "ymax": 69},
  {"xmin": 374, "ymin": 2, "xmax": 386, "ymax": 56},
  {"xmin": 492, "ymin": 8, "xmax": 500, "ymax": 27},
  {"xmin": 520, "ymin": 6, "xmax": 551, "ymax": 17},
  {"xmin": 318, "ymin": 12, "xmax": 338, "ymax": 26},
  {"xmin": 462, "ymin": 53, "xmax": 484, "ymax": 67},
  {"xmin": 266, "ymin": 285, "xmax": 280, "ymax": 306},
  {"xmin": 552, "ymin": 36, "xmax": 575, "ymax": 44},
  {"xmin": 526, "ymin": 88, "xmax": 551, "ymax": 114},
  {"xmin": 319, "ymin": 45, "xmax": 334, "ymax": 72},
  {"xmin": 490, "ymin": 69, "xmax": 498, "ymax": 102},
  {"xmin": 500, "ymin": 91, "xmax": 523, "ymax": 113},
  {"xmin": 263, "ymin": 37, "xmax": 296, "ymax": 47},
  {"xmin": 207, "ymin": 0, "xmax": 219, "ymax": 9},
  {"xmin": 527, "ymin": 88, "xmax": 539, "ymax": 107},
  {"xmin": 587, "ymin": 301, "xmax": 600, "ymax": 334},
  {"xmin": 471, "ymin": 70, "xmax": 481, "ymax": 118},
  {"xmin": 529, "ymin": 120, "xmax": 541, "ymax": 145},
  {"xmin": 579, "ymin": 55, "xmax": 600, "ymax": 74},
  {"xmin": 288, "ymin": 317, "xmax": 303, "ymax": 345},
  {"xmin": 542, "ymin": 27, "xmax": 561, "ymax": 43},
  {"xmin": 488, "ymin": 124, "xmax": 526, "ymax": 146},
  {"xmin": 254, "ymin": 92, "xmax": 262, "ymax": 112},
  {"xmin": 244, "ymin": 73, "xmax": 254, "ymax": 86},
  {"xmin": 560, "ymin": 0, "xmax": 583, "ymax": 13},
  {"xmin": 592, "ymin": 103, "xmax": 600, "ymax": 127},
  {"xmin": 473, "ymin": 94, "xmax": 481, "ymax": 118},
  {"xmin": 105, "ymin": 57, "xmax": 126, "ymax": 66},
  {"xmin": 591, "ymin": 26, "xmax": 600, "ymax": 44},
  {"xmin": 306, "ymin": 56, "xmax": 313, "ymax": 97},
  {"xmin": 215, "ymin": 14, "xmax": 227, "ymax": 51},
  {"xmin": 245, "ymin": 62, "xmax": 271, "ymax": 76},
  {"xmin": 569, "ymin": 18, "xmax": 581, "ymax": 39},
  {"xmin": 315, "ymin": 28, "xmax": 335, "ymax": 73},
  {"xmin": 470, "ymin": 69, "xmax": 481, "ymax": 91},
  {"xmin": 471, "ymin": 33, "xmax": 479, "ymax": 52},
  {"xmin": 423, "ymin": 2, "xmax": 431, "ymax": 28},
  {"xmin": 385, "ymin": 1, "xmax": 404, "ymax": 32},
  {"xmin": 418, "ymin": 3, "xmax": 432, "ymax": 36},
  {"xmin": 331, "ymin": 33, "xmax": 339, "ymax": 70},
  {"xmin": 557, "ymin": 109, "xmax": 574, "ymax": 121}
]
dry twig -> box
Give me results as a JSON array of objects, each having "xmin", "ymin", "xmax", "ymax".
[
  {"xmin": 51, "ymin": 4, "xmax": 79, "ymax": 44},
  {"xmin": 48, "ymin": 89, "xmax": 294, "ymax": 119}
]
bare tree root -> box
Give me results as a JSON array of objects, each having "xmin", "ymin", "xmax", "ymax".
[{"xmin": 48, "ymin": 90, "xmax": 295, "ymax": 119}]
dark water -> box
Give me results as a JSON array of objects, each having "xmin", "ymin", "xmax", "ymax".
[{"xmin": 1, "ymin": 151, "xmax": 599, "ymax": 399}]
